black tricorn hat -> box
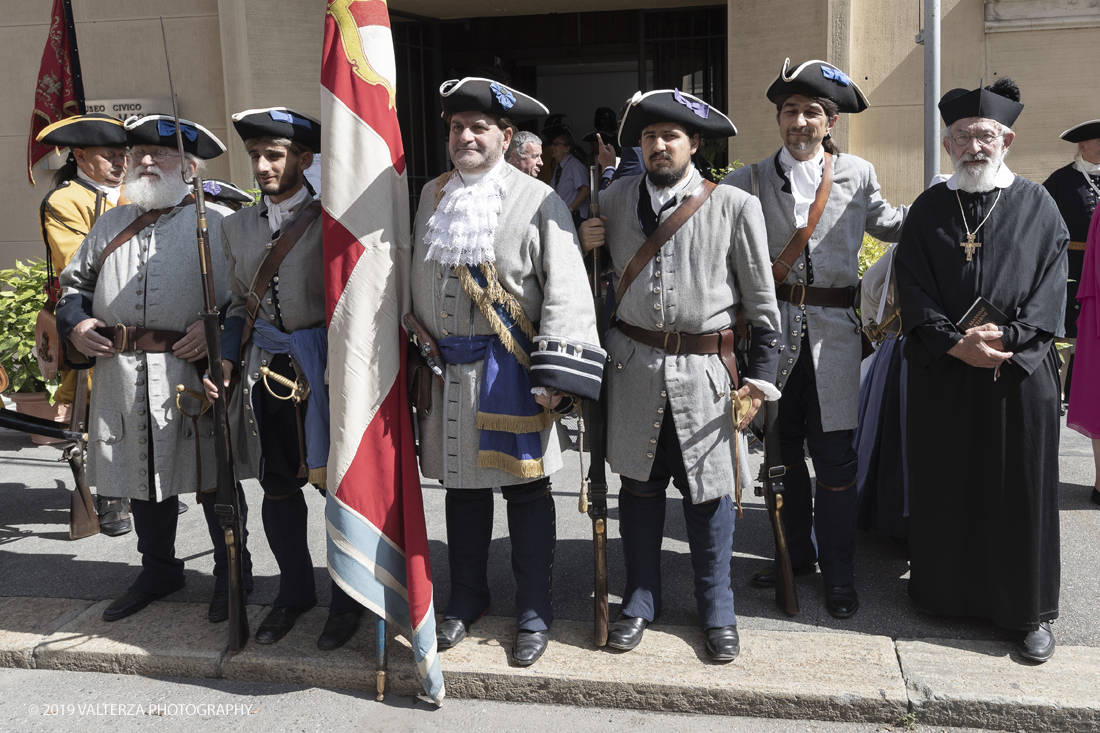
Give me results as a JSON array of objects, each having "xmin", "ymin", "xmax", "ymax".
[
  {"xmin": 231, "ymin": 107, "xmax": 321, "ymax": 153},
  {"xmin": 202, "ymin": 179, "xmax": 253, "ymax": 204},
  {"xmin": 766, "ymin": 58, "xmax": 869, "ymax": 114},
  {"xmin": 617, "ymin": 89, "xmax": 736, "ymax": 147},
  {"xmin": 938, "ymin": 78, "xmax": 1024, "ymax": 128},
  {"xmin": 36, "ymin": 113, "xmax": 128, "ymax": 149},
  {"xmin": 439, "ymin": 77, "xmax": 547, "ymax": 123},
  {"xmin": 1060, "ymin": 119, "xmax": 1100, "ymax": 143},
  {"xmin": 582, "ymin": 108, "xmax": 619, "ymax": 145},
  {"xmin": 124, "ymin": 115, "xmax": 226, "ymax": 160}
]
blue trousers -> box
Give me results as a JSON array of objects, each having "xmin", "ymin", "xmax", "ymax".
[
  {"xmin": 778, "ymin": 333, "xmax": 858, "ymax": 586},
  {"xmin": 444, "ymin": 478, "xmax": 556, "ymax": 632},
  {"xmin": 619, "ymin": 407, "xmax": 738, "ymax": 630}
]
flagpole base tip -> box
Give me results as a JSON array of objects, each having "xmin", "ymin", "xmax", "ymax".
[{"xmin": 375, "ymin": 670, "xmax": 386, "ymax": 701}]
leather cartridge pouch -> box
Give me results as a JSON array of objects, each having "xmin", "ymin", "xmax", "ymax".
[
  {"xmin": 35, "ymin": 308, "xmax": 60, "ymax": 381},
  {"xmin": 406, "ymin": 342, "xmax": 433, "ymax": 415}
]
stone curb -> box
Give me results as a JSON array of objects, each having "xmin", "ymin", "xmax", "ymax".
[{"xmin": 1, "ymin": 596, "xmax": 1098, "ymax": 731}]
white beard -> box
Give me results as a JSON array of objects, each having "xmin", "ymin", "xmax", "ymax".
[
  {"xmin": 951, "ymin": 148, "xmax": 1007, "ymax": 193},
  {"xmin": 124, "ymin": 164, "xmax": 190, "ymax": 211}
]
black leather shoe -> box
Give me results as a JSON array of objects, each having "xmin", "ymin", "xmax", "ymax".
[
  {"xmin": 1019, "ymin": 621, "xmax": 1055, "ymax": 663},
  {"xmin": 208, "ymin": 591, "xmax": 229, "ymax": 622},
  {"xmin": 750, "ymin": 562, "xmax": 816, "ymax": 588},
  {"xmin": 607, "ymin": 614, "xmax": 648, "ymax": 651},
  {"xmin": 437, "ymin": 618, "xmax": 472, "ymax": 649},
  {"xmin": 254, "ymin": 601, "xmax": 317, "ymax": 644},
  {"xmin": 704, "ymin": 625, "xmax": 740, "ymax": 662},
  {"xmin": 103, "ymin": 582, "xmax": 185, "ymax": 622},
  {"xmin": 1092, "ymin": 488, "xmax": 1100, "ymax": 506},
  {"xmin": 177, "ymin": 501, "xmax": 189, "ymax": 515},
  {"xmin": 97, "ymin": 497, "xmax": 132, "ymax": 537},
  {"xmin": 825, "ymin": 585, "xmax": 859, "ymax": 619},
  {"xmin": 317, "ymin": 611, "xmax": 362, "ymax": 651},
  {"xmin": 512, "ymin": 629, "xmax": 548, "ymax": 666}
]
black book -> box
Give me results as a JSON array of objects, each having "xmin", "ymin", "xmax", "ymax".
[{"xmin": 956, "ymin": 296, "xmax": 1009, "ymax": 331}]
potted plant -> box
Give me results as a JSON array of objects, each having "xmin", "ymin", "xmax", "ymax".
[{"xmin": 0, "ymin": 258, "xmax": 63, "ymax": 443}]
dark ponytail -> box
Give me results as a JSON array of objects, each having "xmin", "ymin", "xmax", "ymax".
[
  {"xmin": 51, "ymin": 152, "xmax": 79, "ymax": 188},
  {"xmin": 822, "ymin": 133, "xmax": 840, "ymax": 156}
]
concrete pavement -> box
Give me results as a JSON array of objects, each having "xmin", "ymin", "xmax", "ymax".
[{"xmin": 1, "ymin": 414, "xmax": 1098, "ymax": 730}]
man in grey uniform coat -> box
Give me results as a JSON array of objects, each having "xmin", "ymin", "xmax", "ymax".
[
  {"xmin": 579, "ymin": 89, "xmax": 782, "ymax": 662},
  {"xmin": 56, "ymin": 116, "xmax": 254, "ymax": 622},
  {"xmin": 411, "ymin": 78, "xmax": 604, "ymax": 666},
  {"xmin": 204, "ymin": 107, "xmax": 365, "ymax": 649},
  {"xmin": 724, "ymin": 59, "xmax": 906, "ymax": 618}
]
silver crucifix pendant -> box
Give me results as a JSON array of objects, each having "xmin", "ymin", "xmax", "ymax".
[{"xmin": 961, "ymin": 234, "xmax": 981, "ymax": 261}]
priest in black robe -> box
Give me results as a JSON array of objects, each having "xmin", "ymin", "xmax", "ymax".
[
  {"xmin": 1042, "ymin": 119, "xmax": 1100, "ymax": 399},
  {"xmin": 895, "ymin": 78, "xmax": 1067, "ymax": 664}
]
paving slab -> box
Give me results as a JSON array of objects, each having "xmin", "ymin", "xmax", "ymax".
[
  {"xmin": 221, "ymin": 606, "xmax": 421, "ymax": 695},
  {"xmin": 0, "ymin": 596, "xmax": 91, "ymax": 669},
  {"xmin": 33, "ymin": 600, "xmax": 266, "ymax": 679},
  {"xmin": 898, "ymin": 638, "xmax": 1100, "ymax": 732}
]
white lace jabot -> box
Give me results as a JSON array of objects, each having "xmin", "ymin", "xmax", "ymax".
[
  {"xmin": 424, "ymin": 160, "xmax": 508, "ymax": 267},
  {"xmin": 779, "ymin": 146, "xmax": 824, "ymax": 228}
]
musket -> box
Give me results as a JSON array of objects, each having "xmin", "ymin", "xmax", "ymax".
[
  {"xmin": 752, "ymin": 401, "xmax": 798, "ymax": 615},
  {"xmin": 160, "ymin": 18, "xmax": 249, "ymax": 650},
  {"xmin": 65, "ymin": 371, "xmax": 99, "ymax": 540},
  {"xmin": 581, "ymin": 164, "xmax": 610, "ymax": 646}
]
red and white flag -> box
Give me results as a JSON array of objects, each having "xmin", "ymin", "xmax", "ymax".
[{"xmin": 321, "ymin": 0, "xmax": 443, "ymax": 703}]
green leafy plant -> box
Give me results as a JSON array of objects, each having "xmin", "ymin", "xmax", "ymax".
[
  {"xmin": 0, "ymin": 259, "xmax": 59, "ymax": 394},
  {"xmin": 859, "ymin": 233, "xmax": 890, "ymax": 277},
  {"xmin": 710, "ymin": 159, "xmax": 744, "ymax": 180}
]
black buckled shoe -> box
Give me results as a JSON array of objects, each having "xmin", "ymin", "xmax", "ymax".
[
  {"xmin": 437, "ymin": 618, "xmax": 473, "ymax": 649},
  {"xmin": 750, "ymin": 562, "xmax": 816, "ymax": 588},
  {"xmin": 97, "ymin": 496, "xmax": 132, "ymax": 537},
  {"xmin": 254, "ymin": 601, "xmax": 317, "ymax": 644},
  {"xmin": 1019, "ymin": 621, "xmax": 1055, "ymax": 663},
  {"xmin": 607, "ymin": 615, "xmax": 648, "ymax": 651},
  {"xmin": 1091, "ymin": 488, "xmax": 1100, "ymax": 506},
  {"xmin": 704, "ymin": 625, "xmax": 740, "ymax": 662},
  {"xmin": 103, "ymin": 582, "xmax": 185, "ymax": 622},
  {"xmin": 208, "ymin": 591, "xmax": 229, "ymax": 623},
  {"xmin": 825, "ymin": 585, "xmax": 860, "ymax": 619},
  {"xmin": 512, "ymin": 629, "xmax": 549, "ymax": 666},
  {"xmin": 177, "ymin": 501, "xmax": 189, "ymax": 515},
  {"xmin": 317, "ymin": 611, "xmax": 362, "ymax": 651}
]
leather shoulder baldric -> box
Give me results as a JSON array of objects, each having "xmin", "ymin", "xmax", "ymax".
[{"xmin": 96, "ymin": 194, "xmax": 196, "ymax": 269}]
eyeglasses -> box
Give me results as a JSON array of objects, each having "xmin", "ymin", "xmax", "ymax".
[
  {"xmin": 128, "ymin": 148, "xmax": 181, "ymax": 163},
  {"xmin": 949, "ymin": 132, "xmax": 1003, "ymax": 148}
]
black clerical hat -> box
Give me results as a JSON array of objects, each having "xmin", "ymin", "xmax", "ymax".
[
  {"xmin": 439, "ymin": 77, "xmax": 547, "ymax": 123},
  {"xmin": 36, "ymin": 113, "xmax": 128, "ymax": 149},
  {"xmin": 202, "ymin": 179, "xmax": 253, "ymax": 204},
  {"xmin": 938, "ymin": 78, "xmax": 1024, "ymax": 128},
  {"xmin": 124, "ymin": 115, "xmax": 226, "ymax": 159},
  {"xmin": 617, "ymin": 89, "xmax": 737, "ymax": 147},
  {"xmin": 766, "ymin": 59, "xmax": 869, "ymax": 114},
  {"xmin": 1061, "ymin": 120, "xmax": 1100, "ymax": 143},
  {"xmin": 231, "ymin": 107, "xmax": 321, "ymax": 153}
]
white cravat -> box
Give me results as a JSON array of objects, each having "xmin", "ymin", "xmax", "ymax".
[
  {"xmin": 423, "ymin": 159, "xmax": 508, "ymax": 268},
  {"xmin": 645, "ymin": 169, "xmax": 694, "ymax": 214},
  {"xmin": 779, "ymin": 146, "xmax": 824, "ymax": 228},
  {"xmin": 264, "ymin": 185, "xmax": 311, "ymax": 235},
  {"xmin": 76, "ymin": 169, "xmax": 121, "ymax": 206},
  {"xmin": 1074, "ymin": 157, "xmax": 1100, "ymax": 176}
]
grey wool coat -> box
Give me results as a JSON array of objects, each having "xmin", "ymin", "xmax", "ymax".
[
  {"xmin": 724, "ymin": 152, "xmax": 907, "ymax": 432},
  {"xmin": 218, "ymin": 196, "xmax": 325, "ymax": 482},
  {"xmin": 410, "ymin": 163, "xmax": 604, "ymax": 489},
  {"xmin": 57, "ymin": 200, "xmax": 232, "ymax": 502},
  {"xmin": 600, "ymin": 169, "xmax": 782, "ymax": 504}
]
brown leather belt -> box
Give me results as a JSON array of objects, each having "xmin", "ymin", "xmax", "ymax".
[
  {"xmin": 1069, "ymin": 240, "xmax": 1087, "ymax": 252},
  {"xmin": 95, "ymin": 325, "xmax": 187, "ymax": 353},
  {"xmin": 775, "ymin": 283, "xmax": 856, "ymax": 308},
  {"xmin": 615, "ymin": 321, "xmax": 740, "ymax": 390}
]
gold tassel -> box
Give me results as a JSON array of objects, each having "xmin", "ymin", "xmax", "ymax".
[
  {"xmin": 309, "ymin": 466, "xmax": 327, "ymax": 490},
  {"xmin": 433, "ymin": 170, "xmax": 457, "ymax": 210},
  {"xmin": 476, "ymin": 410, "xmax": 552, "ymax": 434},
  {"xmin": 477, "ymin": 450, "xmax": 545, "ymax": 479},
  {"xmin": 456, "ymin": 265, "xmax": 532, "ymax": 368}
]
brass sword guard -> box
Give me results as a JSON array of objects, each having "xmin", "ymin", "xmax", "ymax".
[
  {"xmin": 260, "ymin": 365, "xmax": 310, "ymax": 403},
  {"xmin": 175, "ymin": 384, "xmax": 212, "ymax": 418}
]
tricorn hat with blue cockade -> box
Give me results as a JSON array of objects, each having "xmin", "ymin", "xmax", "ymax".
[
  {"xmin": 766, "ymin": 58, "xmax": 869, "ymax": 114},
  {"xmin": 124, "ymin": 114, "xmax": 226, "ymax": 160},
  {"xmin": 439, "ymin": 77, "xmax": 548, "ymax": 123},
  {"xmin": 616, "ymin": 89, "xmax": 737, "ymax": 147},
  {"xmin": 938, "ymin": 77, "xmax": 1024, "ymax": 128},
  {"xmin": 231, "ymin": 107, "xmax": 321, "ymax": 153},
  {"xmin": 36, "ymin": 113, "xmax": 128, "ymax": 149}
]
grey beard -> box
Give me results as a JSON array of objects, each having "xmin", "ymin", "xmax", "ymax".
[
  {"xmin": 647, "ymin": 158, "xmax": 690, "ymax": 188},
  {"xmin": 124, "ymin": 166, "xmax": 190, "ymax": 211},
  {"xmin": 952, "ymin": 149, "xmax": 1007, "ymax": 193},
  {"xmin": 787, "ymin": 139, "xmax": 813, "ymax": 153}
]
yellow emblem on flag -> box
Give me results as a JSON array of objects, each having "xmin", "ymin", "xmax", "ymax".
[{"xmin": 328, "ymin": 0, "xmax": 398, "ymax": 109}]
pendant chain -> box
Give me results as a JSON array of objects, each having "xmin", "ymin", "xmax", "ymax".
[{"xmin": 956, "ymin": 187, "xmax": 1003, "ymax": 242}]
